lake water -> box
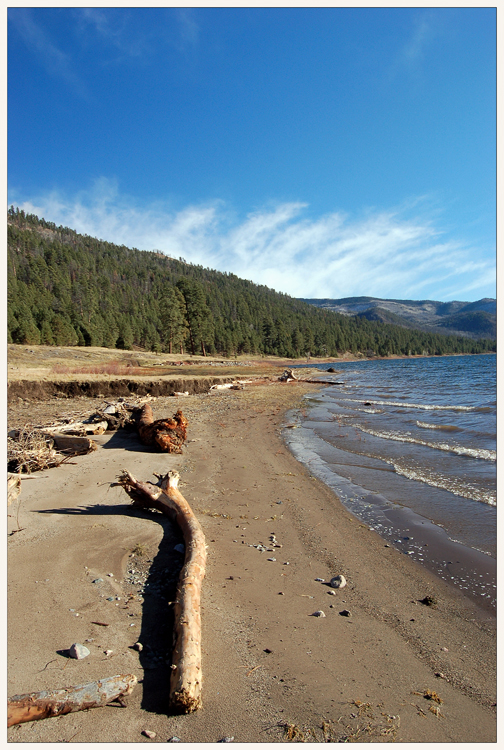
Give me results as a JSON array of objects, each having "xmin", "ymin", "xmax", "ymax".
[{"xmin": 284, "ymin": 354, "xmax": 496, "ymax": 610}]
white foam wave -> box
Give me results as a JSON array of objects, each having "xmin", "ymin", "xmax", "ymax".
[
  {"xmin": 416, "ymin": 421, "xmax": 461, "ymax": 432},
  {"xmin": 355, "ymin": 425, "xmax": 496, "ymax": 462},
  {"xmin": 388, "ymin": 460, "xmax": 497, "ymax": 506},
  {"xmin": 342, "ymin": 398, "xmax": 475, "ymax": 412}
]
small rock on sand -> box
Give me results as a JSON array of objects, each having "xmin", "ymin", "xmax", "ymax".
[
  {"xmin": 142, "ymin": 730, "xmax": 156, "ymax": 739},
  {"xmin": 69, "ymin": 643, "xmax": 90, "ymax": 659},
  {"xmin": 330, "ymin": 575, "xmax": 346, "ymax": 589},
  {"xmin": 311, "ymin": 610, "xmax": 326, "ymax": 617}
]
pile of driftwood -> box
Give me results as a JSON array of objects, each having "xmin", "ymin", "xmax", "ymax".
[
  {"xmin": 6, "ymin": 396, "xmax": 190, "ymax": 477},
  {"xmin": 7, "ymin": 426, "xmax": 96, "ymax": 474}
]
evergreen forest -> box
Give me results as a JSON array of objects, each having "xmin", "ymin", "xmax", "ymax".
[{"xmin": 7, "ymin": 208, "xmax": 496, "ymax": 359}]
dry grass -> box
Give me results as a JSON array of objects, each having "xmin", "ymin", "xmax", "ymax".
[
  {"xmin": 51, "ymin": 360, "xmax": 146, "ymax": 377},
  {"xmin": 7, "ymin": 426, "xmax": 66, "ymax": 473}
]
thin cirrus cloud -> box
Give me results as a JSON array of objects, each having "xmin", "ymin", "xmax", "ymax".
[
  {"xmin": 14, "ymin": 180, "xmax": 494, "ymax": 302},
  {"xmin": 8, "ymin": 8, "xmax": 89, "ymax": 98}
]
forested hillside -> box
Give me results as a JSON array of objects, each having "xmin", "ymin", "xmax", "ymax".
[{"xmin": 7, "ymin": 208, "xmax": 496, "ymax": 358}]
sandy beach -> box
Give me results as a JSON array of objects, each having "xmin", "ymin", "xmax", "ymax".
[{"xmin": 7, "ymin": 380, "xmax": 496, "ymax": 743}]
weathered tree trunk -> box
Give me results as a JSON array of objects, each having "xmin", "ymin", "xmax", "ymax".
[
  {"xmin": 116, "ymin": 470, "xmax": 206, "ymax": 712},
  {"xmin": 7, "ymin": 674, "xmax": 137, "ymax": 727},
  {"xmin": 135, "ymin": 405, "xmax": 188, "ymax": 453},
  {"xmin": 44, "ymin": 433, "xmax": 98, "ymax": 455}
]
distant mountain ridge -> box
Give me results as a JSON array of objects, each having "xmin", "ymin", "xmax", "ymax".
[{"xmin": 299, "ymin": 296, "xmax": 496, "ymax": 341}]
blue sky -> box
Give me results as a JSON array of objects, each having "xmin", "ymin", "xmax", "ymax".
[{"xmin": 8, "ymin": 6, "xmax": 496, "ymax": 301}]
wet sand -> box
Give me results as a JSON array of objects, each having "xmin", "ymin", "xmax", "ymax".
[{"xmin": 7, "ymin": 382, "xmax": 496, "ymax": 743}]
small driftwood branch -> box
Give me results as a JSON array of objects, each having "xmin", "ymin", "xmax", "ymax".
[
  {"xmin": 116, "ymin": 469, "xmax": 206, "ymax": 712},
  {"xmin": 7, "ymin": 474, "xmax": 22, "ymax": 506},
  {"xmin": 7, "ymin": 674, "xmax": 137, "ymax": 727},
  {"xmin": 135, "ymin": 405, "xmax": 188, "ymax": 453}
]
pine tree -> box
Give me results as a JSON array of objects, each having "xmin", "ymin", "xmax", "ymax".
[
  {"xmin": 159, "ymin": 285, "xmax": 188, "ymax": 354},
  {"xmin": 176, "ymin": 279, "xmax": 214, "ymax": 356}
]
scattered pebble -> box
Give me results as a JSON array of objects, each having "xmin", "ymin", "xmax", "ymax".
[
  {"xmin": 218, "ymin": 737, "xmax": 234, "ymax": 742},
  {"xmin": 339, "ymin": 609, "xmax": 351, "ymax": 617},
  {"xmin": 327, "ymin": 590, "xmax": 336, "ymax": 596},
  {"xmin": 142, "ymin": 730, "xmax": 156, "ymax": 739},
  {"xmin": 107, "ymin": 573, "xmax": 114, "ymax": 577},
  {"xmin": 104, "ymin": 650, "xmax": 113, "ymax": 656},
  {"xmin": 330, "ymin": 575, "xmax": 346, "ymax": 589},
  {"xmin": 315, "ymin": 578, "xmax": 325, "ymax": 582},
  {"xmin": 283, "ymin": 562, "xmax": 290, "ymax": 565},
  {"xmin": 267, "ymin": 558, "xmax": 276, "ymax": 562},
  {"xmin": 311, "ymin": 610, "xmax": 326, "ymax": 617},
  {"xmin": 134, "ymin": 642, "xmax": 144, "ymax": 651},
  {"xmin": 92, "ymin": 578, "xmax": 103, "ymax": 584},
  {"xmin": 107, "ymin": 597, "xmax": 114, "ymax": 601},
  {"xmin": 69, "ymin": 643, "xmax": 90, "ymax": 660},
  {"xmin": 278, "ymin": 592, "xmax": 284, "ymax": 595},
  {"xmin": 168, "ymin": 738, "xmax": 181, "ymax": 743},
  {"xmin": 264, "ymin": 648, "xmax": 273, "ymax": 653}
]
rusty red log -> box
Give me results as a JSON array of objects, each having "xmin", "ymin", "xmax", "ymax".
[{"xmin": 136, "ymin": 405, "xmax": 188, "ymax": 453}]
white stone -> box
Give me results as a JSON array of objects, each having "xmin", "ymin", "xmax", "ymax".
[{"xmin": 69, "ymin": 643, "xmax": 90, "ymax": 660}]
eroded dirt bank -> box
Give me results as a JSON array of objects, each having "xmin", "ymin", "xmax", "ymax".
[{"xmin": 7, "ymin": 376, "xmax": 240, "ymax": 402}]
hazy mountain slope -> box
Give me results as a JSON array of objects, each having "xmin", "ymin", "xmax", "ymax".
[{"xmin": 300, "ymin": 296, "xmax": 496, "ymax": 340}]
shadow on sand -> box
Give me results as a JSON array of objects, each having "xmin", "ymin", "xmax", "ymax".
[{"xmin": 35, "ymin": 501, "xmax": 184, "ymax": 716}]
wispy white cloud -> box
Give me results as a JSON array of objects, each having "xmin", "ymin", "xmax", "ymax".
[
  {"xmin": 174, "ymin": 8, "xmax": 200, "ymax": 49},
  {"xmin": 13, "ymin": 179, "xmax": 495, "ymax": 302},
  {"xmin": 8, "ymin": 8, "xmax": 89, "ymax": 98},
  {"xmin": 388, "ymin": 11, "xmax": 440, "ymax": 82},
  {"xmin": 402, "ymin": 17, "xmax": 435, "ymax": 64},
  {"xmin": 75, "ymin": 8, "xmax": 149, "ymax": 61}
]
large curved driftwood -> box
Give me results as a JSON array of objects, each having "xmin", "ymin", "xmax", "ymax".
[
  {"xmin": 7, "ymin": 674, "xmax": 137, "ymax": 727},
  {"xmin": 117, "ymin": 470, "xmax": 206, "ymax": 712}
]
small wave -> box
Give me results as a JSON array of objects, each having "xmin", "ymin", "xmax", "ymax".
[
  {"xmin": 416, "ymin": 421, "xmax": 462, "ymax": 432},
  {"xmin": 342, "ymin": 398, "xmax": 476, "ymax": 412},
  {"xmin": 389, "ymin": 460, "xmax": 496, "ymax": 506},
  {"xmin": 355, "ymin": 424, "xmax": 496, "ymax": 462}
]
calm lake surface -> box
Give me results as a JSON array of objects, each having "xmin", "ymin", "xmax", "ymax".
[{"xmin": 285, "ymin": 354, "xmax": 496, "ymax": 609}]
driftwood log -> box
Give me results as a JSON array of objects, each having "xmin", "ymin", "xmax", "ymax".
[
  {"xmin": 116, "ymin": 469, "xmax": 206, "ymax": 712},
  {"xmin": 44, "ymin": 433, "xmax": 98, "ymax": 455},
  {"xmin": 135, "ymin": 405, "xmax": 188, "ymax": 453},
  {"xmin": 7, "ymin": 674, "xmax": 137, "ymax": 727}
]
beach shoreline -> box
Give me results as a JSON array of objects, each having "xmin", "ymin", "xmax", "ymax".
[{"xmin": 7, "ymin": 382, "xmax": 496, "ymax": 743}]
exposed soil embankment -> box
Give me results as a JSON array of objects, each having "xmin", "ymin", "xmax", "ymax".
[{"xmin": 7, "ymin": 376, "xmax": 235, "ymax": 402}]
